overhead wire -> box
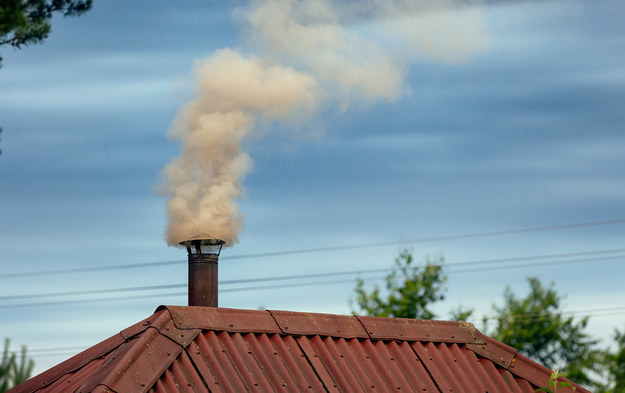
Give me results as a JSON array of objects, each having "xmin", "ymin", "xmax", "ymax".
[
  {"xmin": 220, "ymin": 218, "xmax": 625, "ymax": 260},
  {"xmin": 0, "ymin": 259, "xmax": 186, "ymax": 280},
  {"xmin": 22, "ymin": 345, "xmax": 88, "ymax": 353},
  {"xmin": 0, "ymin": 292, "xmax": 187, "ymax": 309},
  {"xmin": 1, "ymin": 217, "xmax": 624, "ymax": 280},
  {"xmin": 1, "ymin": 248, "xmax": 624, "ymax": 302},
  {"xmin": 1, "ymin": 249, "xmax": 624, "ymax": 308},
  {"xmin": 481, "ymin": 305, "xmax": 625, "ymax": 322}
]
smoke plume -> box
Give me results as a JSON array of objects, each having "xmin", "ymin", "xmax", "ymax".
[{"xmin": 161, "ymin": 0, "xmax": 489, "ymax": 246}]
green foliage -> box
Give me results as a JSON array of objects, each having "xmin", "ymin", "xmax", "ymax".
[
  {"xmin": 351, "ymin": 250, "xmax": 624, "ymax": 391},
  {"xmin": 535, "ymin": 369, "xmax": 575, "ymax": 393},
  {"xmin": 0, "ymin": 338, "xmax": 34, "ymax": 392},
  {"xmin": 0, "ymin": 341, "xmax": 10, "ymax": 393},
  {"xmin": 352, "ymin": 249, "xmax": 447, "ymax": 319},
  {"xmin": 484, "ymin": 277, "xmax": 600, "ymax": 386},
  {"xmin": 596, "ymin": 328, "xmax": 625, "ymax": 393},
  {"xmin": 0, "ymin": 0, "xmax": 93, "ymax": 66},
  {"xmin": 449, "ymin": 304, "xmax": 474, "ymax": 322},
  {"xmin": 610, "ymin": 328, "xmax": 625, "ymax": 393}
]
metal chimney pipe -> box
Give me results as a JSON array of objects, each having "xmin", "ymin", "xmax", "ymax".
[{"xmin": 179, "ymin": 234, "xmax": 225, "ymax": 307}]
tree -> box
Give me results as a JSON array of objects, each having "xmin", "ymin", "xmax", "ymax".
[
  {"xmin": 597, "ymin": 328, "xmax": 625, "ymax": 393},
  {"xmin": 0, "ymin": 0, "xmax": 93, "ymax": 155},
  {"xmin": 484, "ymin": 277, "xmax": 600, "ymax": 387},
  {"xmin": 609, "ymin": 328, "xmax": 625, "ymax": 392},
  {"xmin": 352, "ymin": 249, "xmax": 449, "ymax": 319},
  {"xmin": 0, "ymin": 338, "xmax": 34, "ymax": 392},
  {"xmin": 350, "ymin": 251, "xmax": 613, "ymax": 390},
  {"xmin": 0, "ymin": 0, "xmax": 93, "ymax": 66},
  {"xmin": 0, "ymin": 341, "xmax": 10, "ymax": 393}
]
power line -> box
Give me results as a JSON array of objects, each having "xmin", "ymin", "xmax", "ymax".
[
  {"xmin": 1, "ymin": 250, "xmax": 623, "ymax": 308},
  {"xmin": 451, "ymin": 254, "xmax": 625, "ymax": 274},
  {"xmin": 20, "ymin": 351, "xmax": 88, "ymax": 359},
  {"xmin": 481, "ymin": 306, "xmax": 625, "ymax": 323},
  {"xmin": 0, "ymin": 292, "xmax": 187, "ymax": 309},
  {"xmin": 0, "ymin": 284, "xmax": 186, "ymax": 302},
  {"xmin": 6, "ymin": 349, "xmax": 89, "ymax": 359},
  {"xmin": 222, "ymin": 219, "xmax": 625, "ymax": 260},
  {"xmin": 24, "ymin": 345, "xmax": 88, "ymax": 354},
  {"xmin": 1, "ymin": 218, "xmax": 624, "ymax": 280},
  {"xmin": 224, "ymin": 248, "xmax": 625, "ymax": 285},
  {"xmin": 0, "ymin": 259, "xmax": 186, "ymax": 280},
  {"xmin": 220, "ymin": 254, "xmax": 625, "ymax": 294},
  {"xmin": 1, "ymin": 248, "xmax": 624, "ymax": 302}
]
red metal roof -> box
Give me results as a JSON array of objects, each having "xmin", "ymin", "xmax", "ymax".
[{"xmin": 9, "ymin": 306, "xmax": 590, "ymax": 393}]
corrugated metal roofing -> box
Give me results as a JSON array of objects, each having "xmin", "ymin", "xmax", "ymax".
[{"xmin": 9, "ymin": 306, "xmax": 590, "ymax": 393}]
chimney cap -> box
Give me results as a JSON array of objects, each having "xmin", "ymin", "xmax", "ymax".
[{"xmin": 178, "ymin": 233, "xmax": 226, "ymax": 247}]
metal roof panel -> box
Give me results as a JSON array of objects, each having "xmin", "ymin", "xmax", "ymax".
[
  {"xmin": 42, "ymin": 356, "xmax": 109, "ymax": 393},
  {"xmin": 149, "ymin": 350, "xmax": 208, "ymax": 393},
  {"xmin": 75, "ymin": 326, "xmax": 183, "ymax": 393},
  {"xmin": 10, "ymin": 333, "xmax": 124, "ymax": 393},
  {"xmin": 10, "ymin": 306, "xmax": 591, "ymax": 393}
]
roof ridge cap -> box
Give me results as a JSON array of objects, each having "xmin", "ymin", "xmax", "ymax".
[
  {"xmin": 265, "ymin": 310, "xmax": 287, "ymax": 335},
  {"xmin": 357, "ymin": 315, "xmax": 486, "ymax": 343},
  {"xmin": 76, "ymin": 325, "xmax": 184, "ymax": 393},
  {"xmin": 353, "ymin": 315, "xmax": 373, "ymax": 339},
  {"xmin": 154, "ymin": 306, "xmax": 492, "ymax": 343},
  {"xmin": 160, "ymin": 305, "xmax": 281, "ymax": 333},
  {"xmin": 465, "ymin": 334, "xmax": 517, "ymax": 369}
]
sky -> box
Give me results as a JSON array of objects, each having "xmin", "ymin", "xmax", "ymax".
[{"xmin": 1, "ymin": 0, "xmax": 624, "ymax": 376}]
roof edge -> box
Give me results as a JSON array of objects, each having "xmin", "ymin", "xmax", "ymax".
[
  {"xmin": 75, "ymin": 325, "xmax": 184, "ymax": 393},
  {"xmin": 9, "ymin": 308, "xmax": 197, "ymax": 393},
  {"xmin": 508, "ymin": 351, "xmax": 592, "ymax": 393},
  {"xmin": 8, "ymin": 333, "xmax": 125, "ymax": 393},
  {"xmin": 72, "ymin": 308, "xmax": 201, "ymax": 393},
  {"xmin": 466, "ymin": 335, "xmax": 592, "ymax": 393}
]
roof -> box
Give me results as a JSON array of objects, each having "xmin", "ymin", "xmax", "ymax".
[{"xmin": 9, "ymin": 306, "xmax": 590, "ymax": 393}]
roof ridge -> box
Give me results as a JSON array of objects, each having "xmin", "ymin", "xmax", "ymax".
[
  {"xmin": 160, "ymin": 305, "xmax": 488, "ymax": 343},
  {"xmin": 265, "ymin": 309, "xmax": 287, "ymax": 335},
  {"xmin": 75, "ymin": 308, "xmax": 201, "ymax": 393},
  {"xmin": 465, "ymin": 334, "xmax": 517, "ymax": 368},
  {"xmin": 10, "ymin": 308, "xmax": 201, "ymax": 393},
  {"xmin": 75, "ymin": 324, "xmax": 183, "ymax": 393}
]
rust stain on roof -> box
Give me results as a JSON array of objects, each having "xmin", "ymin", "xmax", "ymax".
[{"xmin": 9, "ymin": 306, "xmax": 589, "ymax": 393}]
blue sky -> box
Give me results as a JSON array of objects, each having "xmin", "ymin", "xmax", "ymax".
[{"xmin": 1, "ymin": 0, "xmax": 624, "ymax": 375}]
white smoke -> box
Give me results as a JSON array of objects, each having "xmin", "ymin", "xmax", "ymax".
[{"xmin": 161, "ymin": 0, "xmax": 489, "ymax": 246}]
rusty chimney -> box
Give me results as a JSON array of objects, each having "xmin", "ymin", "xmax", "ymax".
[{"xmin": 179, "ymin": 234, "xmax": 225, "ymax": 307}]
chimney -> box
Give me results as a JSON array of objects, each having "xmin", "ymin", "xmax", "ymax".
[{"xmin": 179, "ymin": 234, "xmax": 225, "ymax": 307}]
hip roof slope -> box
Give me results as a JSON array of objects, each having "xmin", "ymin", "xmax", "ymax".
[{"xmin": 9, "ymin": 305, "xmax": 589, "ymax": 393}]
